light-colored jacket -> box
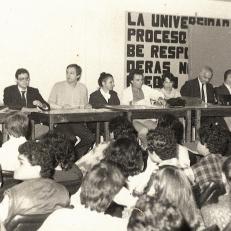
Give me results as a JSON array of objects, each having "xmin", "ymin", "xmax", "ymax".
[{"xmin": 121, "ymin": 85, "xmax": 164, "ymax": 105}]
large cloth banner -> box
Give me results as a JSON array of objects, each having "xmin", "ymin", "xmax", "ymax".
[{"xmin": 125, "ymin": 12, "xmax": 230, "ymax": 89}]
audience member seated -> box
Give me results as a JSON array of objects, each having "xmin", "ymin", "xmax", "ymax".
[
  {"xmin": 191, "ymin": 123, "xmax": 228, "ymax": 192},
  {"xmin": 160, "ymin": 72, "xmax": 181, "ymax": 99},
  {"xmin": 201, "ymin": 156, "xmax": 231, "ymax": 230},
  {"xmin": 48, "ymin": 64, "xmax": 95, "ymax": 160},
  {"xmin": 38, "ymin": 162, "xmax": 127, "ymax": 231},
  {"xmin": 3, "ymin": 68, "xmax": 50, "ymax": 110},
  {"xmin": 89, "ymin": 72, "xmax": 120, "ymax": 109},
  {"xmin": 76, "ymin": 115, "xmax": 143, "ymax": 176},
  {"xmin": 0, "ymin": 141, "xmax": 70, "ymax": 227},
  {"xmin": 121, "ymin": 69, "xmax": 165, "ymax": 148},
  {"xmin": 0, "ymin": 112, "xmax": 28, "ymax": 171},
  {"xmin": 157, "ymin": 113, "xmax": 190, "ymax": 167},
  {"xmin": 146, "ymin": 127, "xmax": 179, "ymax": 167},
  {"xmin": 127, "ymin": 194, "xmax": 191, "ymax": 231},
  {"xmin": 38, "ymin": 132, "xmax": 83, "ymax": 193},
  {"xmin": 146, "ymin": 166, "xmax": 203, "ymax": 230}
]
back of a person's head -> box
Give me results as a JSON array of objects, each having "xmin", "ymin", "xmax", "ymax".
[
  {"xmin": 104, "ymin": 137, "xmax": 144, "ymax": 177},
  {"xmin": 147, "ymin": 127, "xmax": 177, "ymax": 160},
  {"xmin": 4, "ymin": 112, "xmax": 29, "ymax": 138},
  {"xmin": 80, "ymin": 161, "xmax": 125, "ymax": 212},
  {"xmin": 150, "ymin": 166, "xmax": 199, "ymax": 229},
  {"xmin": 109, "ymin": 116, "xmax": 138, "ymax": 141},
  {"xmin": 127, "ymin": 194, "xmax": 191, "ymax": 231},
  {"xmin": 157, "ymin": 113, "xmax": 184, "ymax": 144},
  {"xmin": 199, "ymin": 123, "xmax": 229, "ymax": 155},
  {"xmin": 39, "ymin": 132, "xmax": 76, "ymax": 170},
  {"xmin": 18, "ymin": 141, "xmax": 55, "ymax": 178}
]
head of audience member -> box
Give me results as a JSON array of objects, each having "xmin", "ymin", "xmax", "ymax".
[
  {"xmin": 104, "ymin": 137, "xmax": 144, "ymax": 177},
  {"xmin": 147, "ymin": 166, "xmax": 199, "ymax": 229},
  {"xmin": 197, "ymin": 123, "xmax": 229, "ymax": 156},
  {"xmin": 157, "ymin": 113, "xmax": 184, "ymax": 144},
  {"xmin": 109, "ymin": 115, "xmax": 138, "ymax": 141},
  {"xmin": 147, "ymin": 127, "xmax": 177, "ymax": 164},
  {"xmin": 127, "ymin": 194, "xmax": 191, "ymax": 231},
  {"xmin": 14, "ymin": 141, "xmax": 55, "ymax": 180},
  {"xmin": 198, "ymin": 66, "xmax": 213, "ymax": 84},
  {"xmin": 66, "ymin": 64, "xmax": 82, "ymax": 85},
  {"xmin": 224, "ymin": 69, "xmax": 231, "ymax": 87},
  {"xmin": 222, "ymin": 157, "xmax": 231, "ymax": 194},
  {"xmin": 80, "ymin": 161, "xmax": 125, "ymax": 213},
  {"xmin": 39, "ymin": 132, "xmax": 76, "ymax": 171},
  {"xmin": 4, "ymin": 112, "xmax": 29, "ymax": 138},
  {"xmin": 128, "ymin": 70, "xmax": 144, "ymax": 89},
  {"xmin": 98, "ymin": 72, "xmax": 115, "ymax": 92},
  {"xmin": 15, "ymin": 68, "xmax": 30, "ymax": 90},
  {"xmin": 162, "ymin": 72, "xmax": 177, "ymax": 91}
]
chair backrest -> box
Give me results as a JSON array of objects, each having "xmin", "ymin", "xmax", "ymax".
[
  {"xmin": 198, "ymin": 181, "xmax": 225, "ymax": 208},
  {"xmin": 5, "ymin": 214, "xmax": 51, "ymax": 231}
]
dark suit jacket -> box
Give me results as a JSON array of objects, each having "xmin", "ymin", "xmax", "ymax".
[
  {"xmin": 215, "ymin": 84, "xmax": 230, "ymax": 96},
  {"xmin": 89, "ymin": 90, "xmax": 120, "ymax": 109},
  {"xmin": 180, "ymin": 78, "xmax": 215, "ymax": 104},
  {"xmin": 3, "ymin": 85, "xmax": 50, "ymax": 110}
]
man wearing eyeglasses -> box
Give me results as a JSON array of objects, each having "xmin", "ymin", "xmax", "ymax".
[{"xmin": 3, "ymin": 68, "xmax": 50, "ymax": 110}]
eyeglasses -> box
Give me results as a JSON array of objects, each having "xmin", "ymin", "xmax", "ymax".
[{"xmin": 18, "ymin": 77, "xmax": 30, "ymax": 81}]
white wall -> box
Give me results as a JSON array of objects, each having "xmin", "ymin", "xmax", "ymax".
[{"xmin": 0, "ymin": 0, "xmax": 231, "ymax": 102}]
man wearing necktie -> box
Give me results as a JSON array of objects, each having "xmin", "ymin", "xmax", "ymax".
[
  {"xmin": 180, "ymin": 66, "xmax": 215, "ymax": 104},
  {"xmin": 181, "ymin": 66, "xmax": 229, "ymax": 130},
  {"xmin": 3, "ymin": 68, "xmax": 50, "ymax": 110}
]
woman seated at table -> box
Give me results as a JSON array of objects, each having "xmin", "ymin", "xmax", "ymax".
[
  {"xmin": 89, "ymin": 72, "xmax": 120, "ymax": 109},
  {"xmin": 160, "ymin": 72, "xmax": 181, "ymax": 100}
]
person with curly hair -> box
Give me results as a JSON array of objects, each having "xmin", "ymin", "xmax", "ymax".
[
  {"xmin": 147, "ymin": 127, "xmax": 178, "ymax": 166},
  {"xmin": 103, "ymin": 137, "xmax": 153, "ymax": 208},
  {"xmin": 157, "ymin": 113, "xmax": 190, "ymax": 167},
  {"xmin": 160, "ymin": 72, "xmax": 181, "ymax": 100},
  {"xmin": 38, "ymin": 162, "xmax": 127, "ymax": 231},
  {"xmin": 0, "ymin": 141, "xmax": 70, "ymax": 225},
  {"xmin": 191, "ymin": 123, "xmax": 229, "ymax": 192},
  {"xmin": 39, "ymin": 132, "xmax": 83, "ymax": 184},
  {"xmin": 104, "ymin": 137, "xmax": 144, "ymax": 178},
  {"xmin": 127, "ymin": 194, "xmax": 191, "ymax": 231}
]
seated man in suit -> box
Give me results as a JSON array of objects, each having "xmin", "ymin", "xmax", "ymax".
[
  {"xmin": 3, "ymin": 68, "xmax": 50, "ymax": 110},
  {"xmin": 180, "ymin": 66, "xmax": 215, "ymax": 104},
  {"xmin": 181, "ymin": 66, "xmax": 228, "ymax": 130},
  {"xmin": 215, "ymin": 69, "xmax": 231, "ymax": 131},
  {"xmin": 48, "ymin": 64, "xmax": 95, "ymax": 160},
  {"xmin": 215, "ymin": 69, "xmax": 231, "ymax": 101}
]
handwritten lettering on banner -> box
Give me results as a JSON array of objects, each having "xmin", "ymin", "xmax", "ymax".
[{"xmin": 125, "ymin": 12, "xmax": 230, "ymax": 89}]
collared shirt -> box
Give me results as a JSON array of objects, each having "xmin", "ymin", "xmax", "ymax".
[
  {"xmin": 198, "ymin": 78, "xmax": 208, "ymax": 103},
  {"xmin": 100, "ymin": 88, "xmax": 111, "ymax": 102},
  {"xmin": 18, "ymin": 86, "xmax": 27, "ymax": 105},
  {"xmin": 48, "ymin": 81, "xmax": 88, "ymax": 108},
  {"xmin": 191, "ymin": 153, "xmax": 223, "ymax": 191},
  {"xmin": 224, "ymin": 83, "xmax": 231, "ymax": 95}
]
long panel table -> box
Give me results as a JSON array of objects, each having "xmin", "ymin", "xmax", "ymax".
[
  {"xmin": 104, "ymin": 105, "xmax": 192, "ymax": 142},
  {"xmin": 29, "ymin": 108, "xmax": 125, "ymax": 143}
]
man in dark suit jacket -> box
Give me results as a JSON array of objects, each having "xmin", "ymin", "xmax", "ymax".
[
  {"xmin": 215, "ymin": 69, "xmax": 231, "ymax": 101},
  {"xmin": 3, "ymin": 68, "xmax": 50, "ymax": 110},
  {"xmin": 180, "ymin": 66, "xmax": 215, "ymax": 104}
]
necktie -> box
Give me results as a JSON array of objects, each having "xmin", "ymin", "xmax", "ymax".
[
  {"xmin": 201, "ymin": 84, "xmax": 205, "ymax": 102},
  {"xmin": 21, "ymin": 91, "xmax": 27, "ymax": 107}
]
